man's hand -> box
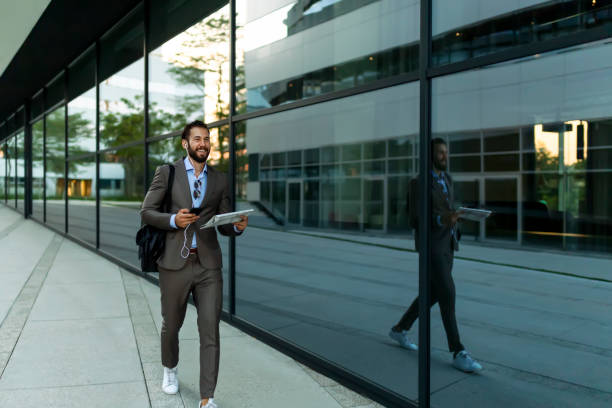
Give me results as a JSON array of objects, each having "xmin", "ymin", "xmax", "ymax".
[
  {"xmin": 442, "ymin": 210, "xmax": 463, "ymax": 227},
  {"xmin": 175, "ymin": 208, "xmax": 199, "ymax": 228},
  {"xmin": 233, "ymin": 215, "xmax": 248, "ymax": 231}
]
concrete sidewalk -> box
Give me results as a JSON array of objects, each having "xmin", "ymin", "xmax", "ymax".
[{"xmin": 0, "ymin": 206, "xmax": 382, "ymax": 408}]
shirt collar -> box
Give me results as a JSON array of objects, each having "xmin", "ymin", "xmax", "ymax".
[
  {"xmin": 431, "ymin": 170, "xmax": 445, "ymax": 180},
  {"xmin": 184, "ymin": 156, "xmax": 207, "ymax": 175}
]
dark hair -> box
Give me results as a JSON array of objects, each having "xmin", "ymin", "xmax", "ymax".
[
  {"xmin": 181, "ymin": 120, "xmax": 209, "ymax": 140},
  {"xmin": 431, "ymin": 137, "xmax": 447, "ymax": 159}
]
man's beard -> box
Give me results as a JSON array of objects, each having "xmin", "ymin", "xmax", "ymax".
[
  {"xmin": 187, "ymin": 143, "xmax": 209, "ymax": 163},
  {"xmin": 434, "ymin": 158, "xmax": 447, "ymax": 172}
]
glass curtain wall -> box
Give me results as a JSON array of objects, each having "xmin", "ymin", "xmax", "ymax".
[
  {"xmin": 235, "ymin": 84, "xmax": 421, "ymax": 403},
  {"xmin": 432, "ymin": 0, "xmax": 612, "ymax": 66},
  {"xmin": 149, "ymin": 1, "xmax": 230, "ymax": 132},
  {"xmin": 235, "ymin": 0, "xmax": 420, "ymax": 113},
  {"xmin": 45, "ymin": 106, "xmax": 66, "ymax": 232},
  {"xmin": 6, "ymin": 135, "xmax": 15, "ymax": 207},
  {"xmin": 67, "ymin": 48, "xmax": 97, "ymax": 245},
  {"xmin": 15, "ymin": 131, "xmax": 25, "ymax": 212},
  {"xmin": 98, "ymin": 5, "xmax": 145, "ymax": 265},
  {"xmin": 425, "ymin": 3, "xmax": 612, "ymax": 405},
  {"xmin": 429, "ymin": 36, "xmax": 612, "ymax": 408},
  {"xmin": 0, "ymin": 138, "xmax": 6, "ymax": 204},
  {"xmin": 32, "ymin": 119, "xmax": 44, "ymax": 221}
]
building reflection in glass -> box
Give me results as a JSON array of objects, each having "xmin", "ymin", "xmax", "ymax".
[{"xmin": 149, "ymin": 5, "xmax": 230, "ymax": 133}]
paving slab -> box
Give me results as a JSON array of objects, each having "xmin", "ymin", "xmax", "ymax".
[
  {"xmin": 29, "ymin": 282, "xmax": 129, "ymax": 321},
  {"xmin": 0, "ymin": 381, "xmax": 149, "ymax": 408},
  {"xmin": 0, "ymin": 318, "xmax": 143, "ymax": 390},
  {"xmin": 176, "ymin": 336, "xmax": 343, "ymax": 408}
]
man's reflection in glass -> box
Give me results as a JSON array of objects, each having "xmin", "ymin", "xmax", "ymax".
[{"xmin": 389, "ymin": 138, "xmax": 482, "ymax": 373}]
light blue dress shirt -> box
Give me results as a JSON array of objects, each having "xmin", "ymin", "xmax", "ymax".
[
  {"xmin": 432, "ymin": 171, "xmax": 456, "ymax": 241},
  {"xmin": 169, "ymin": 157, "xmax": 207, "ymax": 248},
  {"xmin": 169, "ymin": 157, "xmax": 241, "ymax": 248}
]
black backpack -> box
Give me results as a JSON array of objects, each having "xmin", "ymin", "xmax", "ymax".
[{"xmin": 136, "ymin": 164, "xmax": 175, "ymax": 272}]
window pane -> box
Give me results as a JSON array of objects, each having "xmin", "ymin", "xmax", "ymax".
[
  {"xmin": 387, "ymin": 175, "xmax": 410, "ymax": 231},
  {"xmin": 565, "ymin": 172, "xmax": 612, "ymax": 251},
  {"xmin": 388, "ymin": 158, "xmax": 412, "ymax": 174},
  {"xmin": 304, "ymin": 148, "xmax": 319, "ymax": 164},
  {"xmin": 448, "ymin": 133, "xmax": 480, "ymax": 154},
  {"xmin": 99, "ymin": 6, "xmax": 144, "ymax": 149},
  {"xmin": 234, "ymin": 81, "xmax": 419, "ymax": 403},
  {"xmin": 147, "ymin": 137, "xmax": 183, "ymax": 185},
  {"xmin": 149, "ymin": 4, "xmax": 230, "ymax": 134},
  {"xmin": 483, "ymin": 153, "xmax": 519, "ymax": 172},
  {"xmin": 450, "ymin": 155, "xmax": 480, "ymax": 172},
  {"xmin": 432, "ymin": 0, "xmax": 612, "ymax": 66},
  {"xmin": 484, "ymin": 131, "xmax": 519, "ymax": 152},
  {"xmin": 341, "ymin": 143, "xmax": 361, "ymax": 162},
  {"xmin": 32, "ymin": 120, "xmax": 44, "ymax": 220},
  {"xmin": 16, "ymin": 131, "xmax": 25, "ymax": 212},
  {"xmin": 7, "ymin": 137, "xmax": 16, "ymax": 207},
  {"xmin": 100, "ymin": 145, "xmax": 144, "ymax": 267},
  {"xmin": 45, "ymin": 107, "xmax": 66, "ymax": 232},
  {"xmin": 389, "ymin": 136, "xmax": 414, "ymax": 157},
  {"xmin": 363, "ymin": 160, "xmax": 385, "ymax": 175},
  {"xmin": 68, "ymin": 87, "xmax": 96, "ymax": 155},
  {"xmin": 287, "ymin": 150, "xmax": 301, "ymax": 166},
  {"xmin": 68, "ymin": 155, "xmax": 96, "ymax": 245},
  {"xmin": 364, "ymin": 141, "xmax": 386, "ymax": 160},
  {"xmin": 0, "ymin": 142, "xmax": 6, "ymax": 203},
  {"xmin": 235, "ymin": 0, "xmax": 420, "ymax": 113},
  {"xmin": 432, "ymin": 40, "xmax": 612, "ymax": 407}
]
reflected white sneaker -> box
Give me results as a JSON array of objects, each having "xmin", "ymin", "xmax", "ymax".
[
  {"xmin": 162, "ymin": 365, "xmax": 179, "ymax": 394},
  {"xmin": 452, "ymin": 350, "xmax": 482, "ymax": 373},
  {"xmin": 199, "ymin": 398, "xmax": 218, "ymax": 408},
  {"xmin": 388, "ymin": 329, "xmax": 418, "ymax": 351}
]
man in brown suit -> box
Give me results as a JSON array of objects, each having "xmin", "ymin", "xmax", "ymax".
[
  {"xmin": 141, "ymin": 120, "xmax": 247, "ymax": 408},
  {"xmin": 389, "ymin": 138, "xmax": 482, "ymax": 373}
]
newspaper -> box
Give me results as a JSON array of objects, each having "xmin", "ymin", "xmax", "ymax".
[
  {"xmin": 457, "ymin": 207, "xmax": 492, "ymax": 222},
  {"xmin": 200, "ymin": 209, "xmax": 254, "ymax": 229}
]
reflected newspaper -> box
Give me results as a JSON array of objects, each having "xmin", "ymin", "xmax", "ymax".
[
  {"xmin": 200, "ymin": 209, "xmax": 254, "ymax": 229},
  {"xmin": 458, "ymin": 207, "xmax": 492, "ymax": 222}
]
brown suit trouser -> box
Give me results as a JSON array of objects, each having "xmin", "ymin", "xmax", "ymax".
[
  {"xmin": 394, "ymin": 251, "xmax": 465, "ymax": 353},
  {"xmin": 158, "ymin": 254, "xmax": 222, "ymax": 399}
]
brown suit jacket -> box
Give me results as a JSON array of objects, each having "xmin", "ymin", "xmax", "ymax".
[
  {"xmin": 409, "ymin": 172, "xmax": 459, "ymax": 255},
  {"xmin": 140, "ymin": 158, "xmax": 240, "ymax": 271}
]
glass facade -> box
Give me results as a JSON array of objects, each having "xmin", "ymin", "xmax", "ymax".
[
  {"xmin": 235, "ymin": 0, "xmax": 419, "ymax": 113},
  {"xmin": 149, "ymin": 4, "xmax": 230, "ymax": 132},
  {"xmin": 45, "ymin": 106, "xmax": 66, "ymax": 232},
  {"xmin": 433, "ymin": 40, "xmax": 612, "ymax": 251},
  {"xmin": 432, "ymin": 0, "xmax": 612, "ymax": 66},
  {"xmin": 235, "ymin": 82, "xmax": 420, "ymax": 399},
  {"xmin": 1, "ymin": 1, "xmax": 611, "ymax": 407},
  {"xmin": 32, "ymin": 119, "xmax": 44, "ymax": 221},
  {"xmin": 99, "ymin": 5, "xmax": 145, "ymax": 150}
]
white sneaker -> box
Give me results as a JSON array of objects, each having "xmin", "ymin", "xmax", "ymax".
[
  {"xmin": 162, "ymin": 366, "xmax": 179, "ymax": 394},
  {"xmin": 452, "ymin": 350, "xmax": 482, "ymax": 373},
  {"xmin": 199, "ymin": 398, "xmax": 218, "ymax": 408}
]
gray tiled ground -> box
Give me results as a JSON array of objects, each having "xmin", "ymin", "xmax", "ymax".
[
  {"xmin": 0, "ymin": 381, "xmax": 149, "ymax": 408},
  {"xmin": 29, "ymin": 282, "xmax": 129, "ymax": 321},
  {"xmin": 0, "ymin": 318, "xmax": 143, "ymax": 390}
]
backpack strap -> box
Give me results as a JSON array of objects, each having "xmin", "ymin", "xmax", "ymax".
[{"xmin": 162, "ymin": 164, "xmax": 175, "ymax": 213}]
